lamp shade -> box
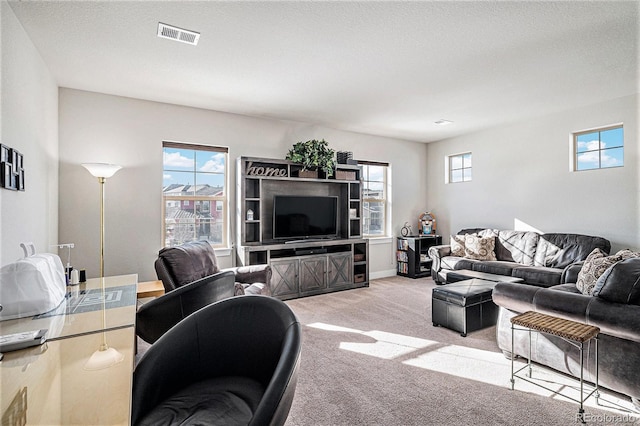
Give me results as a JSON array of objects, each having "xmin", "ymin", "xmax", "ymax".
[{"xmin": 82, "ymin": 163, "xmax": 122, "ymax": 179}]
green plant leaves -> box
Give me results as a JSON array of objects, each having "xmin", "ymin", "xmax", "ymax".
[{"xmin": 285, "ymin": 139, "xmax": 336, "ymax": 176}]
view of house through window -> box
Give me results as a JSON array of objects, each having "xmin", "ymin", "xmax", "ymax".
[
  {"xmin": 162, "ymin": 142, "xmax": 228, "ymax": 248},
  {"xmin": 360, "ymin": 161, "xmax": 389, "ymax": 237},
  {"xmin": 574, "ymin": 125, "xmax": 624, "ymax": 171},
  {"xmin": 448, "ymin": 153, "xmax": 472, "ymax": 183}
]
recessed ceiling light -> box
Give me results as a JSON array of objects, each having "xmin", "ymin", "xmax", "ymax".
[
  {"xmin": 434, "ymin": 120, "xmax": 453, "ymax": 126},
  {"xmin": 157, "ymin": 22, "xmax": 200, "ymax": 46}
]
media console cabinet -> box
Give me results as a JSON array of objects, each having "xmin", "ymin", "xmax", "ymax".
[{"xmin": 236, "ymin": 156, "xmax": 369, "ymax": 300}]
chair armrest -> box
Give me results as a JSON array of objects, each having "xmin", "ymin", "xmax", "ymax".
[
  {"xmin": 561, "ymin": 261, "xmax": 584, "ymax": 284},
  {"xmin": 222, "ymin": 264, "xmax": 271, "ymax": 283},
  {"xmin": 221, "ymin": 264, "xmax": 272, "ymax": 296},
  {"xmin": 136, "ymin": 270, "xmax": 235, "ymax": 344}
]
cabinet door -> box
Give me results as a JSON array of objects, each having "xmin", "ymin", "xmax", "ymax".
[
  {"xmin": 270, "ymin": 258, "xmax": 299, "ymax": 299},
  {"xmin": 328, "ymin": 252, "xmax": 353, "ymax": 288},
  {"xmin": 299, "ymin": 257, "xmax": 327, "ymax": 295}
]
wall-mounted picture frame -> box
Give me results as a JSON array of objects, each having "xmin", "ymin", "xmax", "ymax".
[
  {"xmin": 0, "ymin": 144, "xmax": 9, "ymax": 163},
  {"xmin": 0, "ymin": 144, "xmax": 24, "ymax": 191}
]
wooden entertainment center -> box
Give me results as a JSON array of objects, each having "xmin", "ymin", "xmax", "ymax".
[{"xmin": 236, "ymin": 156, "xmax": 369, "ymax": 300}]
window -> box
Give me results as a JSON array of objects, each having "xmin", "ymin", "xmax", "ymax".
[
  {"xmin": 162, "ymin": 142, "xmax": 228, "ymax": 248},
  {"xmin": 360, "ymin": 161, "xmax": 390, "ymax": 237},
  {"xmin": 447, "ymin": 152, "xmax": 472, "ymax": 183},
  {"xmin": 574, "ymin": 125, "xmax": 624, "ymax": 171}
]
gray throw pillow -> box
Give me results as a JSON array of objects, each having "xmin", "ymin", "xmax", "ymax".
[{"xmin": 592, "ymin": 257, "xmax": 640, "ymax": 305}]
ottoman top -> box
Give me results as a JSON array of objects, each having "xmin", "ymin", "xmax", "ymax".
[{"xmin": 432, "ymin": 278, "xmax": 497, "ymax": 306}]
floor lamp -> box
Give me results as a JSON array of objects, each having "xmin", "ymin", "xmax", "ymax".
[{"xmin": 81, "ymin": 162, "xmax": 124, "ymax": 370}]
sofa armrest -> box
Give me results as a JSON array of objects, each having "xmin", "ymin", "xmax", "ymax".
[
  {"xmin": 493, "ymin": 282, "xmax": 640, "ymax": 343},
  {"xmin": 561, "ymin": 261, "xmax": 584, "ymax": 284},
  {"xmin": 428, "ymin": 245, "xmax": 452, "ymax": 282}
]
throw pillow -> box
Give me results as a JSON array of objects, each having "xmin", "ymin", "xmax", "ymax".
[
  {"xmin": 592, "ymin": 257, "xmax": 640, "ymax": 305},
  {"xmin": 576, "ymin": 248, "xmax": 632, "ymax": 295},
  {"xmin": 463, "ymin": 235, "xmax": 496, "ymax": 261},
  {"xmin": 617, "ymin": 249, "xmax": 640, "ymax": 260},
  {"xmin": 450, "ymin": 235, "xmax": 466, "ymax": 257}
]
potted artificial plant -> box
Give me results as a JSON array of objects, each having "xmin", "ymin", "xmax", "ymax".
[{"xmin": 285, "ymin": 139, "xmax": 336, "ymax": 178}]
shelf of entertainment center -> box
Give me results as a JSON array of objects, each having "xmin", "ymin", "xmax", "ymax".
[{"xmin": 237, "ymin": 156, "xmax": 363, "ymax": 246}]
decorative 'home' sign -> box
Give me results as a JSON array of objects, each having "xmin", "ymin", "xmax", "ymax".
[
  {"xmin": 246, "ymin": 161, "xmax": 288, "ymax": 178},
  {"xmin": 0, "ymin": 144, "xmax": 25, "ymax": 191}
]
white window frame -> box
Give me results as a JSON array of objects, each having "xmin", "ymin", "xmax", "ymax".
[
  {"xmin": 445, "ymin": 152, "xmax": 472, "ymax": 183},
  {"xmin": 571, "ymin": 124, "xmax": 624, "ymax": 172},
  {"xmin": 162, "ymin": 141, "xmax": 229, "ymax": 249},
  {"xmin": 360, "ymin": 161, "xmax": 391, "ymax": 238}
]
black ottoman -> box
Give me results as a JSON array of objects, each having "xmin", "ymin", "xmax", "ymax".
[{"xmin": 432, "ymin": 278, "xmax": 498, "ymax": 337}]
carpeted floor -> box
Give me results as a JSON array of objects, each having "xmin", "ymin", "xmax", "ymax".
[{"xmin": 283, "ymin": 276, "xmax": 638, "ymax": 425}]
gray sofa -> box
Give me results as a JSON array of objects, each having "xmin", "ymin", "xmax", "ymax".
[
  {"xmin": 493, "ymin": 257, "xmax": 640, "ymax": 408},
  {"xmin": 428, "ymin": 228, "xmax": 611, "ymax": 287}
]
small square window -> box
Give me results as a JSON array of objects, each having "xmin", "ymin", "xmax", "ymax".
[
  {"xmin": 447, "ymin": 153, "xmax": 472, "ymax": 183},
  {"xmin": 574, "ymin": 125, "xmax": 623, "ymax": 171}
]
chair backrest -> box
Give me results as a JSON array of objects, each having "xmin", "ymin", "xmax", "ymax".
[
  {"xmin": 154, "ymin": 241, "xmax": 220, "ymax": 291},
  {"xmin": 136, "ymin": 270, "xmax": 235, "ymax": 344},
  {"xmin": 132, "ymin": 295, "xmax": 301, "ymax": 426}
]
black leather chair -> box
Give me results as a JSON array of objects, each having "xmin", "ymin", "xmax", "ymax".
[
  {"xmin": 155, "ymin": 241, "xmax": 272, "ymax": 296},
  {"xmin": 136, "ymin": 270, "xmax": 235, "ymax": 344},
  {"xmin": 132, "ymin": 295, "xmax": 302, "ymax": 426}
]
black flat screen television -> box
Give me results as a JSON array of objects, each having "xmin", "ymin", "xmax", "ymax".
[{"xmin": 273, "ymin": 195, "xmax": 338, "ymax": 240}]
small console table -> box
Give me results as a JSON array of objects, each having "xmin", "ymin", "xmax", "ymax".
[{"xmin": 510, "ymin": 311, "xmax": 600, "ymax": 423}]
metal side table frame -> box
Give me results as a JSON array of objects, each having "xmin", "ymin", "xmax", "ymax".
[{"xmin": 509, "ymin": 311, "xmax": 600, "ymax": 424}]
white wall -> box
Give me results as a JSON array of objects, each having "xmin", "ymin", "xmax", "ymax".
[
  {"xmin": 0, "ymin": 1, "xmax": 59, "ymax": 266},
  {"xmin": 426, "ymin": 94, "xmax": 639, "ymax": 252},
  {"xmin": 59, "ymin": 88, "xmax": 428, "ymax": 281}
]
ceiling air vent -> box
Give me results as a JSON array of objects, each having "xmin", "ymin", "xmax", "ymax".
[{"xmin": 157, "ymin": 22, "xmax": 200, "ymax": 46}]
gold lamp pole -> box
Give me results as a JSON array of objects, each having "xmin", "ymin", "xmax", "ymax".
[{"xmin": 81, "ymin": 163, "xmax": 124, "ymax": 370}]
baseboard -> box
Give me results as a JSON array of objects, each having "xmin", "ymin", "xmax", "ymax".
[{"xmin": 370, "ymin": 269, "xmax": 397, "ymax": 280}]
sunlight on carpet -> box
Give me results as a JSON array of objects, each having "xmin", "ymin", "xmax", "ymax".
[
  {"xmin": 307, "ymin": 320, "xmax": 639, "ymax": 419},
  {"xmin": 308, "ymin": 322, "xmax": 437, "ymax": 360}
]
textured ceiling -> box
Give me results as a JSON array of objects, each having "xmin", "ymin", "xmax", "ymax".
[{"xmin": 8, "ymin": 1, "xmax": 639, "ymax": 142}]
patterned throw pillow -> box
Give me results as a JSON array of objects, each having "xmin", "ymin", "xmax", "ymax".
[
  {"xmin": 575, "ymin": 248, "xmax": 640, "ymax": 295},
  {"xmin": 450, "ymin": 235, "xmax": 466, "ymax": 257},
  {"xmin": 617, "ymin": 249, "xmax": 640, "ymax": 260},
  {"xmin": 463, "ymin": 235, "xmax": 496, "ymax": 261}
]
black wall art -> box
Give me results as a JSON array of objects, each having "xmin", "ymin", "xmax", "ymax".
[{"xmin": 1, "ymin": 144, "xmax": 25, "ymax": 191}]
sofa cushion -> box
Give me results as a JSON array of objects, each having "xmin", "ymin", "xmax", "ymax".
[
  {"xmin": 533, "ymin": 233, "xmax": 611, "ymax": 269},
  {"xmin": 495, "ymin": 230, "xmax": 539, "ymax": 266},
  {"xmin": 450, "ymin": 235, "xmax": 466, "ymax": 257},
  {"xmin": 549, "ymin": 283, "xmax": 581, "ymax": 294},
  {"xmin": 463, "ymin": 235, "xmax": 496, "ymax": 260},
  {"xmin": 471, "ymin": 261, "xmax": 517, "ymax": 277},
  {"xmin": 441, "ymin": 256, "xmax": 481, "ymax": 271},
  {"xmin": 510, "ymin": 265, "xmax": 562, "ymax": 288},
  {"xmin": 593, "ymin": 257, "xmax": 640, "ymax": 305}
]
